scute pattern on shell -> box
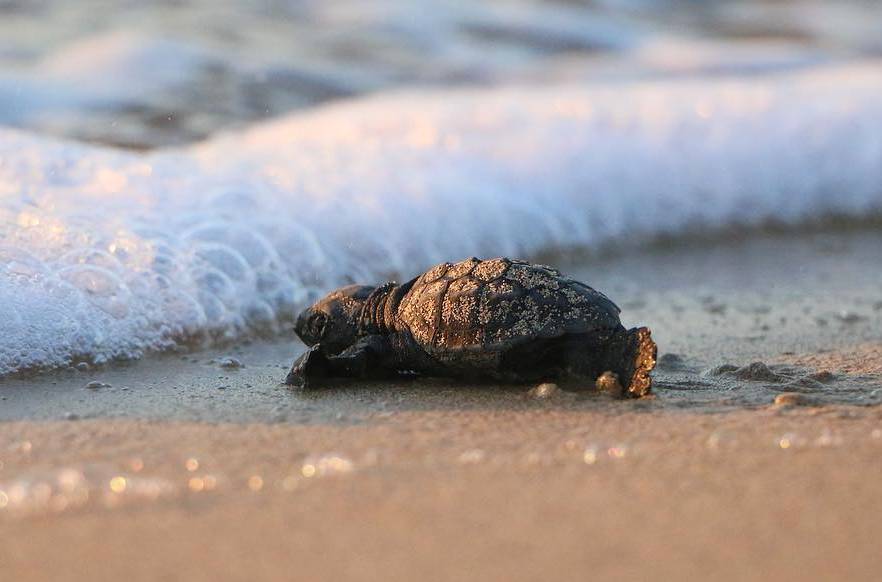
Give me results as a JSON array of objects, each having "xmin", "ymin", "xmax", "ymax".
[
  {"xmin": 422, "ymin": 262, "xmax": 450, "ymax": 283},
  {"xmin": 396, "ymin": 258, "xmax": 622, "ymax": 353},
  {"xmin": 472, "ymin": 258, "xmax": 509, "ymax": 282}
]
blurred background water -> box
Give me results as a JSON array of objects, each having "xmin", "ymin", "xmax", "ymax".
[{"xmin": 1, "ymin": 0, "xmax": 880, "ymax": 148}]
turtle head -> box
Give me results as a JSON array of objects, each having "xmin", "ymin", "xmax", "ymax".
[{"xmin": 294, "ymin": 285, "xmax": 374, "ymax": 354}]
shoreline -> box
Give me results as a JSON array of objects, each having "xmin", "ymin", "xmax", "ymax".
[
  {"xmin": 5, "ymin": 227, "xmax": 881, "ymax": 419},
  {"xmin": 3, "ymin": 224, "xmax": 881, "ymax": 385}
]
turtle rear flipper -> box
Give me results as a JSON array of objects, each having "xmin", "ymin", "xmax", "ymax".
[
  {"xmin": 591, "ymin": 327, "xmax": 656, "ymax": 397},
  {"xmin": 617, "ymin": 327, "xmax": 657, "ymax": 397}
]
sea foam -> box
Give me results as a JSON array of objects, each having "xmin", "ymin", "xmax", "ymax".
[{"xmin": 2, "ymin": 63, "xmax": 882, "ymax": 375}]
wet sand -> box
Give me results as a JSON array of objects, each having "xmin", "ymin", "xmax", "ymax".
[{"xmin": 1, "ymin": 229, "xmax": 881, "ymax": 581}]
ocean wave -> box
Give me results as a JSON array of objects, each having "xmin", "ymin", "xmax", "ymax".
[
  {"xmin": 2, "ymin": 63, "xmax": 882, "ymax": 375},
  {"xmin": 0, "ymin": 4, "xmax": 643, "ymax": 148},
  {"xmin": 0, "ymin": 21, "xmax": 833, "ymax": 149}
]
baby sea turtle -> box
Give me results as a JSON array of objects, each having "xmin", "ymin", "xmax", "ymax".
[{"xmin": 286, "ymin": 258, "xmax": 657, "ymax": 397}]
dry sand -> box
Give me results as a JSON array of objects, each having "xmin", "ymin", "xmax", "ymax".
[{"xmin": 1, "ymin": 229, "xmax": 881, "ymax": 581}]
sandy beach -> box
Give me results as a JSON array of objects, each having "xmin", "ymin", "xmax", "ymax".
[{"xmin": 2, "ymin": 229, "xmax": 880, "ymax": 581}]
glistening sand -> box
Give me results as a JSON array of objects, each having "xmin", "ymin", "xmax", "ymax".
[{"xmin": 1, "ymin": 230, "xmax": 880, "ymax": 581}]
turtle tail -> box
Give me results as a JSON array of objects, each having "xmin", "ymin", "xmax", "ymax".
[{"xmin": 603, "ymin": 327, "xmax": 657, "ymax": 397}]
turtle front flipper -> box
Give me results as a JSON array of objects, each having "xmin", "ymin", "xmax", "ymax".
[
  {"xmin": 285, "ymin": 335, "xmax": 397, "ymax": 388},
  {"xmin": 285, "ymin": 344, "xmax": 331, "ymax": 388}
]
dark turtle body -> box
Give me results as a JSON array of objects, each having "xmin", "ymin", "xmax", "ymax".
[{"xmin": 286, "ymin": 257, "xmax": 656, "ymax": 397}]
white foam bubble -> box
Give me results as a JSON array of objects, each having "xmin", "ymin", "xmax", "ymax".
[{"xmin": 2, "ymin": 63, "xmax": 882, "ymax": 375}]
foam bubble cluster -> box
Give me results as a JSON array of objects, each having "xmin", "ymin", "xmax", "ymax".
[{"xmin": 2, "ymin": 64, "xmax": 882, "ymax": 375}]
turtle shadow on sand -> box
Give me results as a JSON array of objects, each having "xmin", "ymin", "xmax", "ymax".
[
  {"xmin": 283, "ymin": 373, "xmax": 667, "ymax": 418},
  {"xmin": 280, "ymin": 333, "xmax": 879, "ymax": 415}
]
